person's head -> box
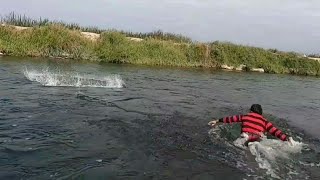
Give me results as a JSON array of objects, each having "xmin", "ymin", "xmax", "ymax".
[{"xmin": 250, "ymin": 104, "xmax": 263, "ymax": 115}]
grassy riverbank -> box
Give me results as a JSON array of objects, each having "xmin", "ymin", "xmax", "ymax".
[{"xmin": 1, "ymin": 13, "xmax": 319, "ymax": 76}]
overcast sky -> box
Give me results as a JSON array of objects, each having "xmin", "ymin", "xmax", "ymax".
[{"xmin": 1, "ymin": 0, "xmax": 319, "ymax": 53}]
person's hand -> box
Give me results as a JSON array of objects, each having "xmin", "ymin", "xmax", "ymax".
[{"xmin": 208, "ymin": 119, "xmax": 220, "ymax": 128}]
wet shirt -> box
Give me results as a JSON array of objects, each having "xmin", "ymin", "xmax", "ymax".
[{"xmin": 219, "ymin": 112, "xmax": 288, "ymax": 141}]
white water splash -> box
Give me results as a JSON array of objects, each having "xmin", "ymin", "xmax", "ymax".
[
  {"xmin": 209, "ymin": 128, "xmax": 310, "ymax": 179},
  {"xmin": 247, "ymin": 137, "xmax": 306, "ymax": 179},
  {"xmin": 299, "ymin": 161, "xmax": 320, "ymax": 167},
  {"xmin": 23, "ymin": 68, "xmax": 125, "ymax": 88}
]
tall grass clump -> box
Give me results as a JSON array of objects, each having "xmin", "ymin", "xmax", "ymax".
[
  {"xmin": 210, "ymin": 41, "xmax": 320, "ymax": 76},
  {"xmin": 0, "ymin": 25, "xmax": 97, "ymax": 60},
  {"xmin": 1, "ymin": 12, "xmax": 190, "ymax": 43},
  {"xmin": 1, "ymin": 12, "xmax": 103, "ymax": 34},
  {"xmin": 95, "ymin": 31, "xmax": 200, "ymax": 66},
  {"xmin": 1, "ymin": 12, "xmax": 50, "ymax": 27},
  {"xmin": 121, "ymin": 30, "xmax": 192, "ymax": 43}
]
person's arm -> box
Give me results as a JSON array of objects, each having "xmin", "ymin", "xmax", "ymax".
[
  {"xmin": 265, "ymin": 121, "xmax": 288, "ymax": 141},
  {"xmin": 219, "ymin": 115, "xmax": 243, "ymax": 124},
  {"xmin": 208, "ymin": 115, "xmax": 243, "ymax": 128}
]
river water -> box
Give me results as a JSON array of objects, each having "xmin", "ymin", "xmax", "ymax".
[{"xmin": 0, "ymin": 57, "xmax": 319, "ymax": 180}]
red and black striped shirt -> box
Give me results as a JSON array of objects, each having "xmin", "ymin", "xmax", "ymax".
[{"xmin": 219, "ymin": 112, "xmax": 288, "ymax": 141}]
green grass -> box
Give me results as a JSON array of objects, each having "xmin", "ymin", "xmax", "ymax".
[
  {"xmin": 95, "ymin": 31, "xmax": 204, "ymax": 66},
  {"xmin": 121, "ymin": 30, "xmax": 192, "ymax": 43},
  {"xmin": 0, "ymin": 25, "xmax": 96, "ymax": 60},
  {"xmin": 210, "ymin": 42, "xmax": 320, "ymax": 75},
  {"xmin": 1, "ymin": 12, "xmax": 191, "ymax": 43},
  {"xmin": 0, "ymin": 13, "xmax": 320, "ymax": 76}
]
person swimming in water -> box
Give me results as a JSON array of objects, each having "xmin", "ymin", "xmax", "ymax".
[{"xmin": 208, "ymin": 104, "xmax": 292, "ymax": 146}]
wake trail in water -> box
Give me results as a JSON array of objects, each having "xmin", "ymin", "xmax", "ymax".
[
  {"xmin": 247, "ymin": 137, "xmax": 306, "ymax": 179},
  {"xmin": 208, "ymin": 125, "xmax": 316, "ymax": 180},
  {"xmin": 23, "ymin": 68, "xmax": 125, "ymax": 88}
]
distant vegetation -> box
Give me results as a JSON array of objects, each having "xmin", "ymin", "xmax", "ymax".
[
  {"xmin": 0, "ymin": 12, "xmax": 319, "ymax": 76},
  {"xmin": 308, "ymin": 54, "xmax": 320, "ymax": 58},
  {"xmin": 0, "ymin": 12, "xmax": 191, "ymax": 43},
  {"xmin": 210, "ymin": 42, "xmax": 320, "ymax": 75}
]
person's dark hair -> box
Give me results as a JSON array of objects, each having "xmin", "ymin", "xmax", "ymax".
[{"xmin": 250, "ymin": 104, "xmax": 263, "ymax": 115}]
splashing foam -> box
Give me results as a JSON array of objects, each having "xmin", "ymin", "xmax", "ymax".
[
  {"xmin": 23, "ymin": 68, "xmax": 125, "ymax": 88},
  {"xmin": 247, "ymin": 137, "xmax": 306, "ymax": 179},
  {"xmin": 209, "ymin": 128, "xmax": 309, "ymax": 179}
]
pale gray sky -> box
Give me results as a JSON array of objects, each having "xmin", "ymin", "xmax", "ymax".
[{"xmin": 1, "ymin": 0, "xmax": 319, "ymax": 53}]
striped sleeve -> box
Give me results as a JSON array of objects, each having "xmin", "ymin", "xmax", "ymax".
[
  {"xmin": 219, "ymin": 115, "xmax": 243, "ymax": 124},
  {"xmin": 265, "ymin": 121, "xmax": 288, "ymax": 141}
]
